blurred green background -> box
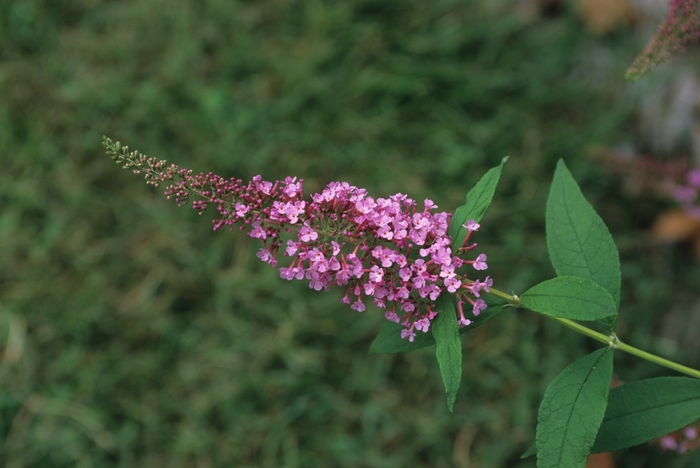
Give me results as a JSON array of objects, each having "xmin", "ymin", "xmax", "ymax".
[{"xmin": 2, "ymin": 0, "xmax": 700, "ymax": 466}]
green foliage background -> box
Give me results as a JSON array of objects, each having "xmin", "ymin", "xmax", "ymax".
[{"xmin": 2, "ymin": 0, "xmax": 700, "ymax": 466}]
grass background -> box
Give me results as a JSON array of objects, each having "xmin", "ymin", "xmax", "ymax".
[{"xmin": 2, "ymin": 0, "xmax": 700, "ymax": 466}]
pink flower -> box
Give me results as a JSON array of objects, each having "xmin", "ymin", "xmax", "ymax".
[
  {"xmin": 351, "ymin": 299, "xmax": 366, "ymax": 312},
  {"xmin": 256, "ymin": 248, "xmax": 277, "ymax": 266},
  {"xmin": 286, "ymin": 240, "xmax": 300, "ymax": 256},
  {"xmin": 369, "ymin": 265, "xmax": 384, "ymax": 283},
  {"xmin": 472, "ymin": 253, "xmax": 488, "ymax": 271},
  {"xmin": 299, "ymin": 225, "xmax": 318, "ymax": 242},
  {"xmin": 462, "ymin": 219, "xmax": 480, "ymax": 231},
  {"xmin": 235, "ymin": 202, "xmax": 249, "ymax": 218},
  {"xmin": 432, "ymin": 246, "xmax": 452, "ymax": 266},
  {"xmin": 385, "ymin": 310, "xmax": 400, "ymax": 323},
  {"xmin": 283, "ymin": 176, "xmax": 303, "ymax": 197},
  {"xmin": 472, "ymin": 299, "xmax": 487, "ymax": 316},
  {"xmin": 688, "ymin": 169, "xmax": 700, "ymax": 189},
  {"xmin": 109, "ymin": 138, "xmax": 494, "ymax": 342},
  {"xmin": 470, "ymin": 277, "xmax": 492, "ymax": 297},
  {"xmin": 427, "ymin": 284, "xmax": 441, "ymax": 301},
  {"xmin": 401, "ymin": 328, "xmax": 417, "ymax": 342},
  {"xmin": 331, "ymin": 241, "xmax": 341, "ymax": 256},
  {"xmin": 660, "ymin": 436, "xmax": 678, "ymax": 450},
  {"xmin": 439, "ymin": 264, "xmax": 456, "ymax": 279},
  {"xmin": 398, "ymin": 267, "xmax": 412, "ymax": 282},
  {"xmin": 249, "ymin": 221, "xmax": 267, "ymax": 240},
  {"xmin": 444, "ymin": 276, "xmax": 462, "ymax": 293},
  {"xmin": 280, "ymin": 266, "xmax": 304, "ymax": 281},
  {"xmin": 283, "ymin": 201, "xmax": 305, "ymax": 224},
  {"xmin": 336, "ymin": 268, "xmax": 352, "ymax": 285},
  {"xmin": 674, "ymin": 187, "xmax": 697, "ymax": 203},
  {"xmin": 685, "ymin": 426, "xmax": 698, "ymax": 440},
  {"xmin": 414, "ymin": 317, "xmax": 431, "ymax": 333},
  {"xmin": 377, "ymin": 225, "xmax": 393, "ymax": 240}
]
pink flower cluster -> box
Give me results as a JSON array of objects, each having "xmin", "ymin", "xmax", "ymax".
[
  {"xmin": 276, "ymin": 181, "xmax": 492, "ymax": 342},
  {"xmin": 108, "ymin": 140, "xmax": 492, "ymax": 342},
  {"xmin": 627, "ymin": 0, "xmax": 700, "ymax": 79},
  {"xmin": 672, "ymin": 167, "xmax": 700, "ymax": 217},
  {"xmin": 656, "ymin": 423, "xmax": 700, "ymax": 454}
]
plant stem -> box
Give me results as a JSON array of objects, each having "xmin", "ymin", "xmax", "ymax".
[
  {"xmin": 486, "ymin": 287, "xmax": 700, "ymax": 380},
  {"xmin": 614, "ymin": 340, "xmax": 700, "ymax": 379}
]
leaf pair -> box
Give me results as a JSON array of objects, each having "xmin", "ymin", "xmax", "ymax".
[
  {"xmin": 546, "ymin": 160, "xmax": 621, "ymax": 330},
  {"xmin": 521, "ymin": 160, "xmax": 621, "ymax": 327},
  {"xmin": 530, "ymin": 160, "xmax": 621, "ymax": 467},
  {"xmin": 525, "ymin": 376, "xmax": 700, "ymax": 462}
]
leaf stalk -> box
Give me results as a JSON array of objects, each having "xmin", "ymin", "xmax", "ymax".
[{"xmin": 486, "ymin": 287, "xmax": 700, "ymax": 380}]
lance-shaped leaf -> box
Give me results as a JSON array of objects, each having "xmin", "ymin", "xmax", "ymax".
[
  {"xmin": 433, "ymin": 294, "xmax": 462, "ymax": 412},
  {"xmin": 592, "ymin": 377, "xmax": 700, "ymax": 453},
  {"xmin": 537, "ymin": 347, "xmax": 614, "ymax": 468},
  {"xmin": 369, "ymin": 294, "xmax": 508, "ymax": 354},
  {"xmin": 546, "ymin": 160, "xmax": 621, "ymax": 331},
  {"xmin": 520, "ymin": 443, "xmax": 536, "ymax": 459},
  {"xmin": 449, "ymin": 156, "xmax": 507, "ymax": 248},
  {"xmin": 520, "ymin": 276, "xmax": 617, "ymax": 321}
]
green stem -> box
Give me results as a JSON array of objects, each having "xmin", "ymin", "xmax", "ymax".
[
  {"xmin": 614, "ymin": 340, "xmax": 700, "ymax": 379},
  {"xmin": 486, "ymin": 287, "xmax": 700, "ymax": 380}
]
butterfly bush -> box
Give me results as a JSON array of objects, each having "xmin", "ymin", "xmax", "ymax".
[
  {"xmin": 627, "ymin": 0, "xmax": 700, "ymax": 79},
  {"xmin": 105, "ymin": 138, "xmax": 492, "ymax": 342},
  {"xmin": 106, "ymin": 138, "xmax": 700, "ymax": 463}
]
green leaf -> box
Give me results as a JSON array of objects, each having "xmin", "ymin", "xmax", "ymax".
[
  {"xmin": 520, "ymin": 443, "xmax": 536, "ymax": 459},
  {"xmin": 546, "ymin": 160, "xmax": 621, "ymax": 331},
  {"xmin": 448, "ymin": 156, "xmax": 507, "ymax": 248},
  {"xmin": 369, "ymin": 294, "xmax": 508, "ymax": 354},
  {"xmin": 520, "ymin": 276, "xmax": 617, "ymax": 321},
  {"xmin": 592, "ymin": 377, "xmax": 700, "ymax": 453},
  {"xmin": 433, "ymin": 294, "xmax": 462, "ymax": 412},
  {"xmin": 537, "ymin": 347, "xmax": 614, "ymax": 468}
]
